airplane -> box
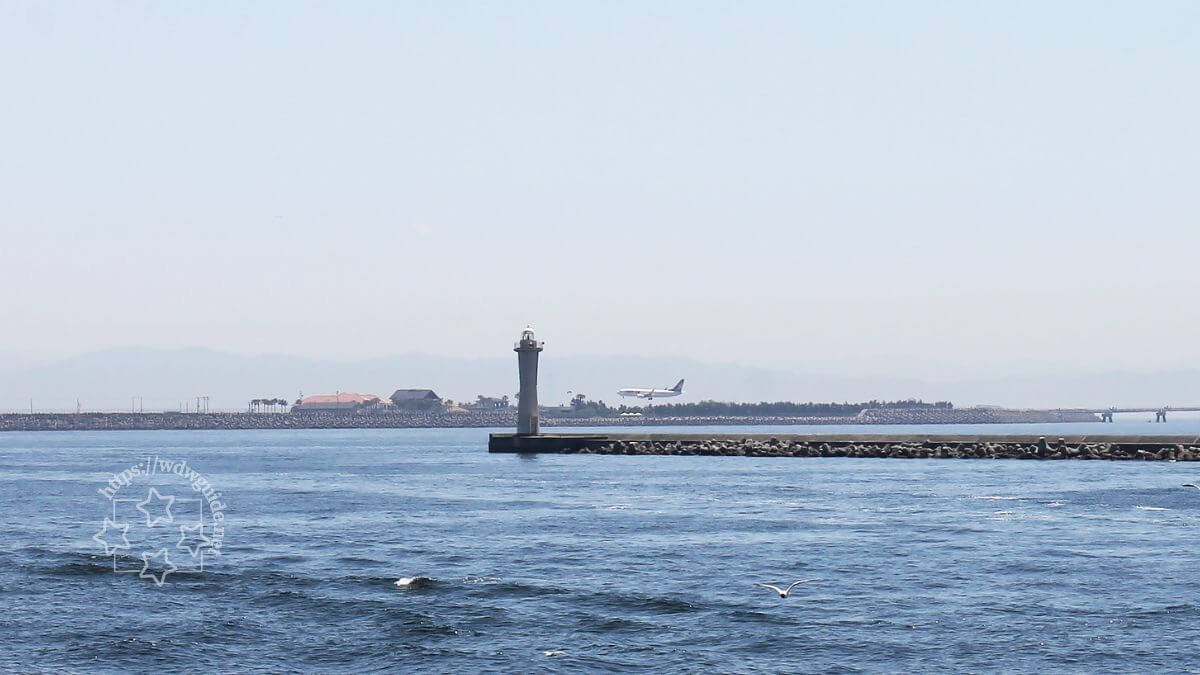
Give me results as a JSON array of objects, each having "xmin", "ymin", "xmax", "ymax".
[{"xmin": 618, "ymin": 379, "xmax": 685, "ymax": 400}]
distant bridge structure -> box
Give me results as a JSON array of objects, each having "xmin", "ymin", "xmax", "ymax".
[{"xmin": 1086, "ymin": 406, "xmax": 1200, "ymax": 423}]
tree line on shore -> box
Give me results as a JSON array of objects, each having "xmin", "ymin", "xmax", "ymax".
[
  {"xmin": 249, "ymin": 398, "xmax": 290, "ymax": 412},
  {"xmin": 553, "ymin": 397, "xmax": 953, "ymax": 418}
]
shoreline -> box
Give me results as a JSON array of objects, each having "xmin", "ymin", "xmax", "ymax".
[{"xmin": 0, "ymin": 408, "xmax": 1100, "ymax": 432}]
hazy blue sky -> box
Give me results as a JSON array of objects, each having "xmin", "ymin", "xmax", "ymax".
[{"xmin": 2, "ymin": 1, "xmax": 1197, "ymax": 381}]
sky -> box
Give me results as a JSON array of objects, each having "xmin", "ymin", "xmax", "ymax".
[{"xmin": 2, "ymin": 1, "xmax": 1198, "ymax": 382}]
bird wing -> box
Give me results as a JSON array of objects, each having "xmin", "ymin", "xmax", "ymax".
[
  {"xmin": 786, "ymin": 579, "xmax": 819, "ymax": 592},
  {"xmin": 756, "ymin": 583, "xmax": 785, "ymax": 594},
  {"xmin": 1183, "ymin": 483, "xmax": 1200, "ymax": 489}
]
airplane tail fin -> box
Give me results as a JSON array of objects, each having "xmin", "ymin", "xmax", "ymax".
[{"xmin": 670, "ymin": 379, "xmax": 685, "ymax": 393}]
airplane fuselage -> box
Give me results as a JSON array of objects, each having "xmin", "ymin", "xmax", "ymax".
[
  {"xmin": 617, "ymin": 380, "xmax": 685, "ymax": 400},
  {"xmin": 617, "ymin": 388, "xmax": 681, "ymax": 400}
]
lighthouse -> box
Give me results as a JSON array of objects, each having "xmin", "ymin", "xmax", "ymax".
[{"xmin": 514, "ymin": 326, "xmax": 543, "ymax": 435}]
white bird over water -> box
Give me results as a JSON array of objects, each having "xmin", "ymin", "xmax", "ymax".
[
  {"xmin": 756, "ymin": 579, "xmax": 819, "ymax": 598},
  {"xmin": 1182, "ymin": 483, "xmax": 1200, "ymax": 490}
]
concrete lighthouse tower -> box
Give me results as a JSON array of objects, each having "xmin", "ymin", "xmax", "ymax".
[{"xmin": 514, "ymin": 325, "xmax": 543, "ymax": 435}]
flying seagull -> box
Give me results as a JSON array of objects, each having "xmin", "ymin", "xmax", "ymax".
[
  {"xmin": 1183, "ymin": 483, "xmax": 1200, "ymax": 490},
  {"xmin": 756, "ymin": 579, "xmax": 819, "ymax": 598}
]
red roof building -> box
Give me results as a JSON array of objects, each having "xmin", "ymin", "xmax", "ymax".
[{"xmin": 291, "ymin": 392, "xmax": 385, "ymax": 411}]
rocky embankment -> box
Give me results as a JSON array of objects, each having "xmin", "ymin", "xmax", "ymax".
[
  {"xmin": 581, "ymin": 437, "xmax": 1200, "ymax": 461},
  {"xmin": 0, "ymin": 406, "xmax": 1098, "ymax": 432},
  {"xmin": 546, "ymin": 415, "xmax": 859, "ymax": 427},
  {"xmin": 550, "ymin": 407, "xmax": 1098, "ymax": 427},
  {"xmin": 855, "ymin": 408, "xmax": 1098, "ymax": 424},
  {"xmin": 0, "ymin": 411, "xmax": 517, "ymax": 431}
]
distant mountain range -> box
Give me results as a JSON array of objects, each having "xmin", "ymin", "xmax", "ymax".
[{"xmin": 0, "ymin": 347, "xmax": 1196, "ymax": 413}]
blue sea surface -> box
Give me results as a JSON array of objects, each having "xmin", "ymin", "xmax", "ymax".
[{"xmin": 2, "ymin": 423, "xmax": 1199, "ymax": 672}]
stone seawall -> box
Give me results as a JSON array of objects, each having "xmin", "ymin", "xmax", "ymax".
[
  {"xmin": 855, "ymin": 408, "xmax": 1098, "ymax": 424},
  {"xmin": 0, "ymin": 412, "xmax": 516, "ymax": 432},
  {"xmin": 489, "ymin": 433, "xmax": 1200, "ymax": 461},
  {"xmin": 554, "ymin": 409, "xmax": 1099, "ymax": 426},
  {"xmin": 0, "ymin": 407, "xmax": 1098, "ymax": 432},
  {"xmin": 585, "ymin": 437, "xmax": 1198, "ymax": 460}
]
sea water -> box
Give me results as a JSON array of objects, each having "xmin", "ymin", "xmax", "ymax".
[{"xmin": 1, "ymin": 424, "xmax": 1199, "ymax": 672}]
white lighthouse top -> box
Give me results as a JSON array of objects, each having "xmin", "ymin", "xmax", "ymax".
[{"xmin": 515, "ymin": 325, "xmax": 544, "ymax": 350}]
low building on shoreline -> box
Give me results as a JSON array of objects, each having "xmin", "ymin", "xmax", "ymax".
[
  {"xmin": 466, "ymin": 396, "xmax": 509, "ymax": 411},
  {"xmin": 291, "ymin": 392, "xmax": 386, "ymax": 412},
  {"xmin": 389, "ymin": 389, "xmax": 444, "ymax": 412}
]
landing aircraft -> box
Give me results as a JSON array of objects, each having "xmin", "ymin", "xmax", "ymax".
[{"xmin": 618, "ymin": 379, "xmax": 685, "ymax": 400}]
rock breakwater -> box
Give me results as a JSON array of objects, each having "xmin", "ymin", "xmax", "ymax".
[
  {"xmin": 1, "ymin": 408, "xmax": 1098, "ymax": 432},
  {"xmin": 0, "ymin": 411, "xmax": 516, "ymax": 432},
  {"xmin": 572, "ymin": 437, "xmax": 1200, "ymax": 461}
]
